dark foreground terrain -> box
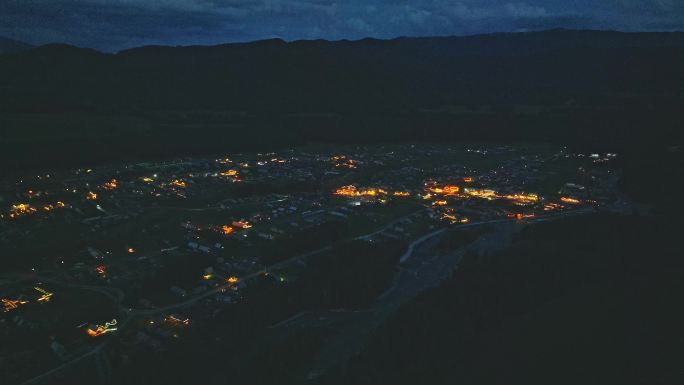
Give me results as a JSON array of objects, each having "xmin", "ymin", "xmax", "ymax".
[{"xmin": 320, "ymin": 213, "xmax": 684, "ymax": 385}]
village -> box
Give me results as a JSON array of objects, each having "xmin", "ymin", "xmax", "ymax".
[{"xmin": 0, "ymin": 143, "xmax": 620, "ymax": 384}]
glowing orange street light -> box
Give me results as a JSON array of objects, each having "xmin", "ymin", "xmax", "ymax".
[
  {"xmin": 2, "ymin": 298, "xmax": 29, "ymax": 312},
  {"xmin": 560, "ymin": 197, "xmax": 581, "ymax": 204},
  {"xmin": 34, "ymin": 287, "xmax": 53, "ymax": 303}
]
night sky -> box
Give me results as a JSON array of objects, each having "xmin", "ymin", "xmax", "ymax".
[{"xmin": 2, "ymin": 0, "xmax": 683, "ymax": 52}]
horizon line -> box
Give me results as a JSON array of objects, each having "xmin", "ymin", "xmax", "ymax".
[{"xmin": 4, "ymin": 27, "xmax": 684, "ymax": 54}]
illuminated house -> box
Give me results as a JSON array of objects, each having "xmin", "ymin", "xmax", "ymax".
[
  {"xmin": 164, "ymin": 314, "xmax": 190, "ymax": 327},
  {"xmin": 86, "ymin": 319, "xmax": 117, "ymax": 337},
  {"xmin": 464, "ymin": 188, "xmax": 498, "ymax": 200},
  {"xmin": 170, "ymin": 179, "xmax": 187, "ymax": 188},
  {"xmin": 8, "ymin": 203, "xmax": 37, "ymax": 218},
  {"xmin": 544, "ymin": 202, "xmax": 564, "ymax": 211},
  {"xmin": 219, "ymin": 170, "xmax": 240, "ymax": 181},
  {"xmin": 102, "ymin": 179, "xmax": 118, "ymax": 190},
  {"xmin": 42, "ymin": 201, "xmax": 66, "ymax": 212},
  {"xmin": 426, "ymin": 185, "xmax": 460, "ymax": 196},
  {"xmin": 439, "ymin": 210, "xmax": 469, "ymax": 225},
  {"xmin": 86, "ymin": 325, "xmax": 107, "ymax": 337},
  {"xmin": 503, "ymin": 193, "xmax": 539, "ymax": 205},
  {"xmin": 334, "ymin": 185, "xmax": 387, "ymax": 197},
  {"xmin": 232, "ymin": 220, "xmax": 252, "ymax": 229},
  {"xmin": 330, "ymin": 155, "xmax": 358, "ymax": 169},
  {"xmin": 2, "ymin": 298, "xmax": 29, "ymax": 312},
  {"xmin": 34, "ymin": 287, "xmax": 53, "ymax": 302}
]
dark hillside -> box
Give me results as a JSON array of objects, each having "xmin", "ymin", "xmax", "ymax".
[
  {"xmin": 1, "ymin": 30, "xmax": 683, "ymax": 171},
  {"xmin": 0, "ymin": 36, "xmax": 33, "ymax": 54},
  {"xmin": 320, "ymin": 213, "xmax": 684, "ymax": 385}
]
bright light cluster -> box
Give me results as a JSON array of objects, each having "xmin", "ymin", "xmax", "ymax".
[
  {"xmin": 7, "ymin": 203, "xmax": 37, "ymax": 218},
  {"xmin": 560, "ymin": 197, "xmax": 581, "ymax": 204},
  {"xmin": 102, "ymin": 179, "xmax": 118, "ymax": 190},
  {"xmin": 170, "ymin": 179, "xmax": 187, "ymax": 188},
  {"xmin": 86, "ymin": 319, "xmax": 118, "ymax": 337},
  {"xmin": 232, "ymin": 220, "xmax": 252, "ymax": 229},
  {"xmin": 34, "ymin": 287, "xmax": 53, "ymax": 303},
  {"xmin": 164, "ymin": 315, "xmax": 190, "ymax": 327},
  {"xmin": 502, "ymin": 193, "xmax": 539, "ymax": 205},
  {"xmin": 440, "ymin": 211, "xmax": 469, "ymax": 224},
  {"xmin": 334, "ymin": 185, "xmax": 387, "ymax": 197},
  {"xmin": 426, "ymin": 184, "xmax": 460, "ymax": 196},
  {"xmin": 2, "ymin": 298, "xmax": 29, "ymax": 312},
  {"xmin": 463, "ymin": 188, "xmax": 498, "ymax": 200},
  {"xmin": 330, "ymin": 155, "xmax": 358, "ymax": 169}
]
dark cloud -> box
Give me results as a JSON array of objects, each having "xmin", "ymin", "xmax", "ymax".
[{"xmin": 1, "ymin": 0, "xmax": 683, "ymax": 51}]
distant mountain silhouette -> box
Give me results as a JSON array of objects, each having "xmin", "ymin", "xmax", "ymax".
[
  {"xmin": 1, "ymin": 29, "xmax": 683, "ymax": 170},
  {"xmin": 2, "ymin": 29, "xmax": 683, "ymax": 114},
  {"xmin": 2, "ymin": 29, "xmax": 684, "ymax": 114},
  {"xmin": 0, "ymin": 36, "xmax": 33, "ymax": 54}
]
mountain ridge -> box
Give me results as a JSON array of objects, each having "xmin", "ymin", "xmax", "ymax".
[
  {"xmin": 5, "ymin": 29, "xmax": 684, "ymax": 55},
  {"xmin": 0, "ymin": 36, "xmax": 33, "ymax": 54},
  {"xmin": 3, "ymin": 29, "xmax": 682, "ymax": 112},
  {"xmin": 1, "ymin": 29, "xmax": 682, "ymax": 170}
]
